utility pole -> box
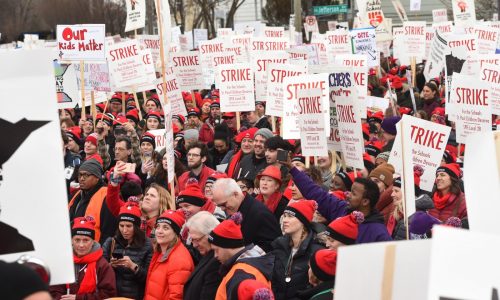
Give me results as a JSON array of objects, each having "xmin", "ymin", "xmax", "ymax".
[{"xmin": 294, "ymin": 0, "xmax": 302, "ymax": 32}]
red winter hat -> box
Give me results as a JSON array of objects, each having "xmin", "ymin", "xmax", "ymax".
[
  {"xmin": 96, "ymin": 103, "xmax": 106, "ymax": 113},
  {"xmin": 146, "ymin": 111, "xmax": 162, "ymax": 123},
  {"xmin": 389, "ymin": 66, "xmax": 399, "ymax": 75},
  {"xmin": 173, "ymin": 114, "xmax": 186, "ymax": 125},
  {"xmin": 156, "ymin": 209, "xmax": 186, "ymax": 235},
  {"xmin": 210, "ymin": 99, "xmax": 221, "ymax": 108},
  {"xmin": 284, "ymin": 200, "xmax": 318, "ymax": 227},
  {"xmin": 391, "ymin": 77, "xmax": 403, "ymax": 90},
  {"xmin": 119, "ymin": 201, "xmax": 142, "ymax": 226},
  {"xmin": 369, "ymin": 68, "xmax": 377, "ymax": 76},
  {"xmin": 436, "ymin": 163, "xmax": 461, "ymax": 179},
  {"xmin": 201, "ymin": 98, "xmax": 212, "ymax": 108},
  {"xmin": 110, "ymin": 93, "xmax": 124, "ymax": 103},
  {"xmin": 335, "ymin": 171, "xmax": 361, "ymax": 191},
  {"xmin": 223, "ymin": 112, "xmax": 236, "ymax": 119},
  {"xmin": 187, "ymin": 108, "xmax": 200, "ymax": 117},
  {"xmin": 331, "ymin": 190, "xmax": 347, "ymax": 201},
  {"xmin": 206, "ymin": 172, "xmax": 229, "ymax": 185},
  {"xmin": 113, "ymin": 115, "xmax": 127, "ymax": 126},
  {"xmin": 362, "ymin": 123, "xmax": 370, "ymax": 141},
  {"xmin": 237, "ymin": 279, "xmax": 274, "ymax": 300},
  {"xmin": 141, "ymin": 132, "xmax": 156, "ymax": 149},
  {"xmin": 235, "ymin": 127, "xmax": 258, "ymax": 143},
  {"xmin": 66, "ymin": 126, "xmax": 81, "ymax": 142},
  {"xmin": 432, "ymin": 107, "xmax": 445, "ymax": 117},
  {"xmin": 442, "ymin": 149, "xmax": 457, "ymax": 164},
  {"xmin": 256, "ymin": 165, "xmax": 282, "ymax": 185},
  {"xmin": 126, "ymin": 109, "xmax": 140, "ymax": 124},
  {"xmin": 96, "ymin": 113, "xmax": 113, "ymax": 126},
  {"xmin": 324, "ymin": 211, "xmax": 364, "ymax": 245},
  {"xmin": 367, "ymin": 111, "xmax": 384, "ymax": 124},
  {"xmin": 310, "ymin": 249, "xmax": 337, "ymax": 282},
  {"xmin": 85, "ymin": 133, "xmax": 99, "ymax": 147},
  {"xmin": 363, "ymin": 152, "xmax": 376, "ymax": 171},
  {"xmin": 365, "ymin": 140, "xmax": 384, "ymax": 157},
  {"xmin": 208, "ymin": 212, "xmax": 244, "ymax": 248},
  {"xmin": 72, "ymin": 216, "xmax": 96, "ymax": 239},
  {"xmin": 176, "ymin": 181, "xmax": 207, "ymax": 207},
  {"xmin": 146, "ymin": 94, "xmax": 161, "ymax": 108},
  {"xmin": 399, "ymin": 106, "xmax": 413, "ymax": 115}
]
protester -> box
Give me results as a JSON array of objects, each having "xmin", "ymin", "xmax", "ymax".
[
  {"xmin": 141, "ymin": 183, "xmax": 174, "ymax": 237},
  {"xmin": 144, "ymin": 210, "xmax": 194, "ymax": 299},
  {"xmin": 177, "ymin": 142, "xmax": 216, "ymax": 192},
  {"xmin": 256, "ymin": 165, "xmax": 289, "ymax": 220},
  {"xmin": 237, "ymin": 128, "xmax": 273, "ymax": 181},
  {"xmin": 429, "ymin": 163, "xmax": 467, "ymax": 222},
  {"xmin": 49, "ymin": 216, "xmax": 117, "ymax": 299},
  {"xmin": 323, "ymin": 211, "xmax": 364, "ymax": 250},
  {"xmin": 297, "ymin": 249, "xmax": 337, "ymax": 300}
]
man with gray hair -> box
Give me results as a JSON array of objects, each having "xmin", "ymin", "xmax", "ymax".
[
  {"xmin": 211, "ymin": 178, "xmax": 281, "ymax": 252},
  {"xmin": 184, "ymin": 211, "xmax": 222, "ymax": 300}
]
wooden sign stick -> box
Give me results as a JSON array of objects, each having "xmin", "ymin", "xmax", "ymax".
[
  {"xmin": 271, "ymin": 116, "xmax": 276, "ymax": 133},
  {"xmin": 80, "ymin": 60, "xmax": 86, "ymax": 122},
  {"xmin": 305, "ymin": 156, "xmax": 310, "ymax": 168},
  {"xmin": 121, "ymin": 91, "xmax": 126, "ymax": 114},
  {"xmin": 132, "ymin": 89, "xmax": 143, "ymax": 121},
  {"xmin": 381, "ymin": 244, "xmax": 397, "ymax": 300},
  {"xmin": 90, "ymin": 91, "xmax": 96, "ymax": 122},
  {"xmin": 236, "ymin": 112, "xmax": 241, "ymax": 131}
]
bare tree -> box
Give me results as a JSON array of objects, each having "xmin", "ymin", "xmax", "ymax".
[{"xmin": 224, "ymin": 0, "xmax": 247, "ymax": 29}]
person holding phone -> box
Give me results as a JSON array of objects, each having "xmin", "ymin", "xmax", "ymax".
[{"xmin": 102, "ymin": 201, "xmax": 153, "ymax": 299}]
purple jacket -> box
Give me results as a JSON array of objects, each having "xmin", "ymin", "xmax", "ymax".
[{"xmin": 290, "ymin": 167, "xmax": 392, "ymax": 243}]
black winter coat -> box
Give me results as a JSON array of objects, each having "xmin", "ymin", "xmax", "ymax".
[
  {"xmin": 238, "ymin": 194, "xmax": 282, "ymax": 252},
  {"xmin": 183, "ymin": 250, "xmax": 222, "ymax": 300},
  {"xmin": 238, "ymin": 154, "xmax": 268, "ymax": 182},
  {"xmin": 297, "ymin": 280, "xmax": 335, "ymax": 300},
  {"xmin": 102, "ymin": 236, "xmax": 153, "ymax": 299},
  {"xmin": 271, "ymin": 232, "xmax": 325, "ymax": 300}
]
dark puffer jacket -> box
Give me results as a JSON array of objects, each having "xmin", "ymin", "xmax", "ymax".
[
  {"xmin": 271, "ymin": 232, "xmax": 325, "ymax": 300},
  {"xmin": 102, "ymin": 235, "xmax": 153, "ymax": 299}
]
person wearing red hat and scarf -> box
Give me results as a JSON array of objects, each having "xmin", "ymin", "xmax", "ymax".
[
  {"xmin": 49, "ymin": 216, "xmax": 116, "ymax": 299},
  {"xmin": 200, "ymin": 98, "xmax": 212, "ymax": 122},
  {"xmin": 225, "ymin": 128, "xmax": 258, "ymax": 179},
  {"xmin": 256, "ymin": 166, "xmax": 289, "ymax": 221},
  {"xmin": 429, "ymin": 163, "xmax": 467, "ymax": 222}
]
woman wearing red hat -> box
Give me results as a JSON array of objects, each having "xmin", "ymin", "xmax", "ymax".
[
  {"xmin": 256, "ymin": 165, "xmax": 289, "ymax": 220},
  {"xmin": 144, "ymin": 210, "xmax": 194, "ymax": 299},
  {"xmin": 49, "ymin": 216, "xmax": 117, "ymax": 299},
  {"xmin": 429, "ymin": 163, "xmax": 467, "ymax": 222},
  {"xmin": 271, "ymin": 200, "xmax": 324, "ymax": 300},
  {"xmin": 297, "ymin": 249, "xmax": 337, "ymax": 300},
  {"xmin": 322, "ymin": 211, "xmax": 364, "ymax": 250},
  {"xmin": 145, "ymin": 111, "xmax": 163, "ymax": 131},
  {"xmin": 102, "ymin": 201, "xmax": 153, "ymax": 299}
]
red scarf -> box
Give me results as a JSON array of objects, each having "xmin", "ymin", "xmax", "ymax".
[
  {"xmin": 387, "ymin": 215, "xmax": 396, "ymax": 236},
  {"xmin": 227, "ymin": 150, "xmax": 243, "ymax": 178},
  {"xmin": 73, "ymin": 248, "xmax": 103, "ymax": 294},
  {"xmin": 256, "ymin": 191, "xmax": 283, "ymax": 214},
  {"xmin": 201, "ymin": 200, "xmax": 216, "ymax": 214},
  {"xmin": 433, "ymin": 192, "xmax": 452, "ymax": 210}
]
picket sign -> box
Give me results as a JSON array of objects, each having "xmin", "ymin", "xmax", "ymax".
[
  {"xmin": 297, "ymin": 88, "xmax": 328, "ymax": 157},
  {"xmin": 125, "ymin": 0, "xmax": 146, "ymax": 32}
]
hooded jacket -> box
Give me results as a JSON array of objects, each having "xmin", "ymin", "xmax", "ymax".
[{"xmin": 290, "ymin": 167, "xmax": 392, "ymax": 243}]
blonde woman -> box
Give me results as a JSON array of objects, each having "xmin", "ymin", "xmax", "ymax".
[{"xmin": 141, "ymin": 183, "xmax": 174, "ymax": 238}]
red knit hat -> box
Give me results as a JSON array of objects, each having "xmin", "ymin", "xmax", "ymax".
[
  {"xmin": 362, "ymin": 123, "xmax": 370, "ymax": 141},
  {"xmin": 436, "ymin": 163, "xmax": 461, "ymax": 179},
  {"xmin": 201, "ymin": 98, "xmax": 212, "ymax": 108},
  {"xmin": 310, "ymin": 249, "xmax": 337, "ymax": 282},
  {"xmin": 365, "ymin": 140, "xmax": 384, "ymax": 157},
  {"xmin": 126, "ymin": 109, "xmax": 140, "ymax": 124},
  {"xmin": 237, "ymin": 279, "xmax": 274, "ymax": 300},
  {"xmin": 256, "ymin": 165, "xmax": 282, "ymax": 185},
  {"xmin": 210, "ymin": 99, "xmax": 221, "ymax": 108},
  {"xmin": 335, "ymin": 171, "xmax": 361, "ymax": 191},
  {"xmin": 146, "ymin": 111, "xmax": 162, "ymax": 123},
  {"xmin": 283, "ymin": 200, "xmax": 318, "ymax": 227},
  {"xmin": 399, "ymin": 106, "xmax": 413, "ymax": 115},
  {"xmin": 442, "ymin": 149, "xmax": 457, "ymax": 164},
  {"xmin": 187, "ymin": 108, "xmax": 200, "ymax": 117},
  {"xmin": 72, "ymin": 216, "xmax": 96, "ymax": 239},
  {"xmin": 391, "ymin": 77, "xmax": 403, "ymax": 89},
  {"xmin": 235, "ymin": 127, "xmax": 258, "ymax": 143},
  {"xmin": 208, "ymin": 212, "xmax": 244, "ymax": 248},
  {"xmin": 141, "ymin": 132, "xmax": 156, "ymax": 149},
  {"xmin": 156, "ymin": 209, "xmax": 186, "ymax": 235},
  {"xmin": 176, "ymin": 181, "xmax": 207, "ymax": 207},
  {"xmin": 85, "ymin": 133, "xmax": 99, "ymax": 147},
  {"xmin": 331, "ymin": 190, "xmax": 347, "ymax": 201},
  {"xmin": 324, "ymin": 211, "xmax": 364, "ymax": 245},
  {"xmin": 96, "ymin": 103, "xmax": 106, "ymax": 113},
  {"xmin": 66, "ymin": 126, "xmax": 82, "ymax": 142},
  {"xmin": 367, "ymin": 111, "xmax": 384, "ymax": 124},
  {"xmin": 146, "ymin": 94, "xmax": 161, "ymax": 108},
  {"xmin": 206, "ymin": 172, "xmax": 229, "ymax": 185},
  {"xmin": 173, "ymin": 114, "xmax": 186, "ymax": 125},
  {"xmin": 118, "ymin": 201, "xmax": 142, "ymax": 227}
]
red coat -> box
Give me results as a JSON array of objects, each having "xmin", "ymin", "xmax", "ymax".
[
  {"xmin": 144, "ymin": 240, "xmax": 194, "ymax": 300},
  {"xmin": 199, "ymin": 120, "xmax": 215, "ymax": 144},
  {"xmin": 428, "ymin": 192, "xmax": 467, "ymax": 222},
  {"xmin": 176, "ymin": 165, "xmax": 216, "ymax": 194}
]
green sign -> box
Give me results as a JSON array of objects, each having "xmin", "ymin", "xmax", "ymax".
[{"xmin": 313, "ymin": 4, "xmax": 348, "ymax": 16}]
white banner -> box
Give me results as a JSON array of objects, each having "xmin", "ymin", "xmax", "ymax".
[
  {"xmin": 451, "ymin": 0, "xmax": 476, "ymax": 24},
  {"xmin": 252, "ymin": 51, "xmax": 288, "ymax": 102},
  {"xmin": 215, "ymin": 63, "xmax": 255, "ymax": 112},
  {"xmin": 473, "ymin": 25, "xmax": 499, "ymax": 54},
  {"xmin": 402, "ymin": 21, "xmax": 426, "ymax": 57},
  {"xmin": 107, "ymin": 40, "xmax": 146, "ymax": 88},
  {"xmin": 194, "ymin": 28, "xmax": 208, "ymax": 49},
  {"xmin": 125, "ymin": 0, "xmax": 146, "ymax": 32},
  {"xmin": 350, "ymin": 28, "xmax": 379, "ymax": 67},
  {"xmin": 325, "ymin": 30, "xmax": 352, "ymax": 63},
  {"xmin": 480, "ymin": 62, "xmax": 500, "ymax": 115},
  {"xmin": 298, "ymin": 88, "xmax": 328, "ymax": 157},
  {"xmin": 266, "ymin": 63, "xmax": 307, "ymax": 117},
  {"xmin": 171, "ymin": 51, "xmax": 204, "ymax": 91},
  {"xmin": 137, "ymin": 35, "xmax": 161, "ymax": 71},
  {"xmin": 432, "ymin": 8, "xmax": 448, "ymax": 23},
  {"xmin": 335, "ymin": 54, "xmax": 368, "ymax": 118},
  {"xmin": 199, "ymin": 39, "xmax": 226, "ymax": 88},
  {"xmin": 57, "ymin": 24, "xmax": 106, "ymax": 61},
  {"xmin": 156, "ymin": 67, "xmax": 188, "ymax": 116}
]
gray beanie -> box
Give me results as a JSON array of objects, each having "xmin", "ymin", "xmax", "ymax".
[
  {"xmin": 255, "ymin": 128, "xmax": 273, "ymax": 140},
  {"xmin": 376, "ymin": 151, "xmax": 390, "ymax": 162},
  {"xmin": 184, "ymin": 129, "xmax": 199, "ymax": 140},
  {"xmin": 80, "ymin": 158, "xmax": 103, "ymax": 178}
]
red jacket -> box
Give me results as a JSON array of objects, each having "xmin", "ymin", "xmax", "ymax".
[
  {"xmin": 428, "ymin": 192, "xmax": 467, "ymax": 222},
  {"xmin": 144, "ymin": 240, "xmax": 194, "ymax": 300},
  {"xmin": 199, "ymin": 120, "xmax": 215, "ymax": 144},
  {"xmin": 176, "ymin": 165, "xmax": 216, "ymax": 194}
]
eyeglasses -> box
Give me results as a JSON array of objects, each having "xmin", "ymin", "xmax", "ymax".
[
  {"xmin": 78, "ymin": 172, "xmax": 94, "ymax": 180},
  {"xmin": 187, "ymin": 153, "xmax": 201, "ymax": 158},
  {"xmin": 238, "ymin": 185, "xmax": 248, "ymax": 191},
  {"xmin": 190, "ymin": 235, "xmax": 206, "ymax": 244}
]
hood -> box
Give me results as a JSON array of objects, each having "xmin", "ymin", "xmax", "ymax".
[{"xmin": 364, "ymin": 210, "xmax": 386, "ymax": 224}]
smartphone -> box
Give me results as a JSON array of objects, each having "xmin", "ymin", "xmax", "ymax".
[
  {"xmin": 277, "ymin": 149, "xmax": 288, "ymax": 162},
  {"xmin": 122, "ymin": 163, "xmax": 136, "ymax": 173},
  {"xmin": 112, "ymin": 252, "xmax": 124, "ymax": 259}
]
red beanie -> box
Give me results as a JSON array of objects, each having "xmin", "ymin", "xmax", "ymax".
[
  {"xmin": 206, "ymin": 172, "xmax": 229, "ymax": 185},
  {"xmin": 324, "ymin": 211, "xmax": 364, "ymax": 245},
  {"xmin": 201, "ymin": 98, "xmax": 212, "ymax": 108},
  {"xmin": 208, "ymin": 212, "xmax": 244, "ymax": 248},
  {"xmin": 336, "ymin": 171, "xmax": 361, "ymax": 191},
  {"xmin": 237, "ymin": 279, "xmax": 274, "ymax": 300},
  {"xmin": 156, "ymin": 209, "xmax": 186, "ymax": 235},
  {"xmin": 141, "ymin": 132, "xmax": 156, "ymax": 149},
  {"xmin": 66, "ymin": 126, "xmax": 82, "ymax": 142},
  {"xmin": 310, "ymin": 249, "xmax": 337, "ymax": 282},
  {"xmin": 362, "ymin": 123, "xmax": 370, "ymax": 141},
  {"xmin": 391, "ymin": 76, "xmax": 403, "ymax": 90},
  {"xmin": 118, "ymin": 201, "xmax": 142, "ymax": 227},
  {"xmin": 126, "ymin": 109, "xmax": 140, "ymax": 124},
  {"xmin": 176, "ymin": 181, "xmax": 206, "ymax": 207},
  {"xmin": 436, "ymin": 163, "xmax": 461, "ymax": 179},
  {"xmin": 283, "ymin": 200, "xmax": 317, "ymax": 227},
  {"xmin": 235, "ymin": 127, "xmax": 259, "ymax": 143},
  {"xmin": 146, "ymin": 111, "xmax": 162, "ymax": 123},
  {"xmin": 72, "ymin": 216, "xmax": 96, "ymax": 239},
  {"xmin": 85, "ymin": 133, "xmax": 99, "ymax": 147},
  {"xmin": 331, "ymin": 190, "xmax": 347, "ymax": 201}
]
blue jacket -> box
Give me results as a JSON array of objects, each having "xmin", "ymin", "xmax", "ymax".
[{"xmin": 290, "ymin": 167, "xmax": 392, "ymax": 243}]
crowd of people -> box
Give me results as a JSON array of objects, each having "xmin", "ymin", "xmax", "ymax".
[{"xmin": 47, "ymin": 54, "xmax": 489, "ymax": 300}]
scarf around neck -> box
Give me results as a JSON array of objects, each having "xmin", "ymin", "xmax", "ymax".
[{"xmin": 73, "ymin": 247, "xmax": 103, "ymax": 294}]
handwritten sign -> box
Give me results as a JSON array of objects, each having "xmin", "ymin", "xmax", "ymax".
[{"xmin": 57, "ymin": 24, "xmax": 105, "ymax": 61}]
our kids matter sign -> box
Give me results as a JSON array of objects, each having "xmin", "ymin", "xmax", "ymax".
[{"xmin": 57, "ymin": 24, "xmax": 106, "ymax": 61}]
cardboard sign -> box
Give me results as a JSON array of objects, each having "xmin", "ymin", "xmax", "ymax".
[
  {"xmin": 480, "ymin": 62, "xmax": 500, "ymax": 115},
  {"xmin": 215, "ymin": 63, "xmax": 255, "ymax": 112},
  {"xmin": 171, "ymin": 51, "xmax": 204, "ymax": 91},
  {"xmin": 350, "ymin": 28, "xmax": 379, "ymax": 67},
  {"xmin": 266, "ymin": 63, "xmax": 307, "ymax": 117},
  {"xmin": 474, "ymin": 25, "xmax": 499, "ymax": 54},
  {"xmin": 253, "ymin": 51, "xmax": 288, "ymax": 102},
  {"xmin": 73, "ymin": 63, "xmax": 111, "ymax": 92},
  {"xmin": 297, "ymin": 88, "xmax": 328, "ymax": 157},
  {"xmin": 147, "ymin": 129, "xmax": 166, "ymax": 152},
  {"xmin": 155, "ymin": 67, "xmax": 188, "ymax": 116},
  {"xmin": 336, "ymin": 240, "xmax": 431, "ymax": 300},
  {"xmin": 336, "ymin": 88, "xmax": 364, "ymax": 170},
  {"xmin": 125, "ymin": 0, "xmax": 146, "ymax": 32},
  {"xmin": 424, "ymin": 30, "xmax": 450, "ymax": 81},
  {"xmin": 0, "ymin": 49, "xmax": 74, "ymax": 284},
  {"xmin": 217, "ymin": 28, "xmax": 234, "ymax": 38},
  {"xmin": 310, "ymin": 34, "xmax": 329, "ymax": 65},
  {"xmin": 54, "ymin": 60, "xmax": 80, "ymax": 109},
  {"xmin": 199, "ymin": 39, "xmax": 226, "ymax": 88},
  {"xmin": 179, "ymin": 32, "xmax": 194, "ymax": 51},
  {"xmin": 107, "ymin": 40, "xmax": 146, "ymax": 88},
  {"xmin": 335, "ymin": 54, "xmax": 368, "ymax": 118},
  {"xmin": 283, "ymin": 74, "xmax": 329, "ymax": 139},
  {"xmin": 433, "ymin": 8, "xmax": 448, "ymax": 23},
  {"xmin": 137, "ymin": 35, "xmax": 161, "ymax": 71},
  {"xmin": 451, "ymin": 0, "xmax": 476, "ymax": 24},
  {"xmin": 464, "ymin": 131, "xmax": 500, "ymax": 236},
  {"xmin": 325, "ymin": 30, "xmax": 352, "ymax": 62},
  {"xmin": 57, "ymin": 24, "xmax": 106, "ymax": 61},
  {"xmin": 402, "ymin": 21, "xmax": 426, "ymax": 57},
  {"xmin": 449, "ymin": 73, "xmax": 492, "ymax": 144},
  {"xmin": 194, "ymin": 29, "xmax": 208, "ymax": 49},
  {"xmin": 263, "ymin": 26, "xmax": 285, "ymax": 38}
]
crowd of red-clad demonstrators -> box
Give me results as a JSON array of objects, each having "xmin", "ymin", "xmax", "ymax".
[{"xmin": 47, "ymin": 54, "xmax": 491, "ymax": 300}]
